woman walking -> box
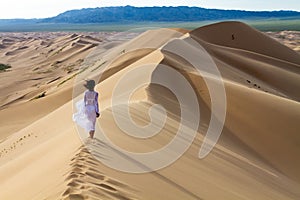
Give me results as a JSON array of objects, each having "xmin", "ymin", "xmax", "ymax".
[
  {"xmin": 73, "ymin": 80, "xmax": 99, "ymax": 139},
  {"xmin": 84, "ymin": 80, "xmax": 99, "ymax": 138}
]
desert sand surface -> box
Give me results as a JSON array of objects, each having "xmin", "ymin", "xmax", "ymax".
[
  {"xmin": 266, "ymin": 31, "xmax": 300, "ymax": 53},
  {"xmin": 0, "ymin": 31, "xmax": 138, "ymax": 137},
  {"xmin": 0, "ymin": 21, "xmax": 300, "ymax": 200}
]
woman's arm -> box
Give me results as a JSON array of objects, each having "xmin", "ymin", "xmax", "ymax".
[{"xmin": 95, "ymin": 92, "xmax": 99, "ymax": 113}]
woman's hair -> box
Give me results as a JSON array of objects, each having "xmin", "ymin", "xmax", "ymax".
[{"xmin": 84, "ymin": 80, "xmax": 96, "ymax": 91}]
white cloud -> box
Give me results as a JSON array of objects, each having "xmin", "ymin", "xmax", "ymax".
[{"xmin": 0, "ymin": 0, "xmax": 102, "ymax": 19}]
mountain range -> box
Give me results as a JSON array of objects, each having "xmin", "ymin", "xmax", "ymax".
[{"xmin": 1, "ymin": 6, "xmax": 300, "ymax": 24}]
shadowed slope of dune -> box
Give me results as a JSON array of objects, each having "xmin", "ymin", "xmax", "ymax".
[
  {"xmin": 0, "ymin": 22, "xmax": 300, "ymax": 200},
  {"xmin": 191, "ymin": 22, "xmax": 300, "ymax": 100},
  {"xmin": 189, "ymin": 21, "xmax": 300, "ymax": 181}
]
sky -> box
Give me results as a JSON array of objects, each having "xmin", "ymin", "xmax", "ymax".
[{"xmin": 1, "ymin": 0, "xmax": 300, "ymax": 19}]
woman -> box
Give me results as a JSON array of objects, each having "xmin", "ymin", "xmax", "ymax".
[
  {"xmin": 84, "ymin": 80, "xmax": 99, "ymax": 138},
  {"xmin": 73, "ymin": 80, "xmax": 99, "ymax": 139}
]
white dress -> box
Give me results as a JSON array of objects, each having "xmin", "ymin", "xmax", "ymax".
[{"xmin": 73, "ymin": 90, "xmax": 99, "ymax": 132}]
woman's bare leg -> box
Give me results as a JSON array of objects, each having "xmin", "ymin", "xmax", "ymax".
[{"xmin": 89, "ymin": 130, "xmax": 95, "ymax": 139}]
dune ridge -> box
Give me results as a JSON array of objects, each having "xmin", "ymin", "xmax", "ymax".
[{"xmin": 61, "ymin": 142, "xmax": 137, "ymax": 200}]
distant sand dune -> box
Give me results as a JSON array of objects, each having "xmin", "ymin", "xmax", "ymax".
[
  {"xmin": 266, "ymin": 31, "xmax": 300, "ymax": 53},
  {"xmin": 0, "ymin": 32, "xmax": 111, "ymax": 109}
]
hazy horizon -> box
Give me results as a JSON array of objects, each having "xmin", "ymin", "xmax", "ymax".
[{"xmin": 1, "ymin": 0, "xmax": 300, "ymax": 19}]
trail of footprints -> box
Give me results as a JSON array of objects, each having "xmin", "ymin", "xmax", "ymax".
[
  {"xmin": 0, "ymin": 133, "xmax": 37, "ymax": 158},
  {"xmin": 62, "ymin": 140, "xmax": 137, "ymax": 200}
]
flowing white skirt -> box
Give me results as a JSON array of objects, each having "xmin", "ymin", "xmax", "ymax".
[{"xmin": 73, "ymin": 99, "xmax": 96, "ymax": 132}]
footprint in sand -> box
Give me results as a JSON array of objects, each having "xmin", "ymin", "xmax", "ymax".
[
  {"xmin": 65, "ymin": 194, "xmax": 84, "ymax": 200},
  {"xmin": 96, "ymin": 183, "xmax": 117, "ymax": 192},
  {"xmin": 85, "ymin": 171, "xmax": 105, "ymax": 180}
]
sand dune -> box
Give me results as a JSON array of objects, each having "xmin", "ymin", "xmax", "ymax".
[
  {"xmin": 0, "ymin": 32, "xmax": 120, "ymax": 109},
  {"xmin": 0, "ymin": 22, "xmax": 300, "ymax": 199},
  {"xmin": 0, "ymin": 32, "xmax": 136, "ymax": 138},
  {"xmin": 190, "ymin": 21, "xmax": 300, "ymax": 65}
]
